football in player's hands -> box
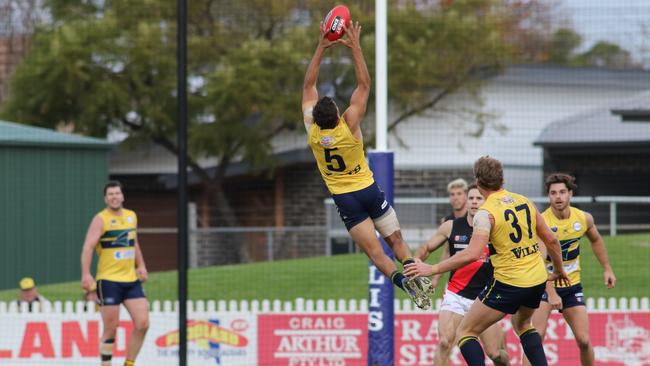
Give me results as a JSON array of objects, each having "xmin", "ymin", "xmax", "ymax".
[{"xmin": 322, "ymin": 5, "xmax": 351, "ymax": 41}]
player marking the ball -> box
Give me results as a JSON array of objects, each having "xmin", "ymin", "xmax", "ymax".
[{"xmin": 302, "ymin": 11, "xmax": 433, "ymax": 309}]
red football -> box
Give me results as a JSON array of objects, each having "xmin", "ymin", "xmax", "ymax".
[{"xmin": 322, "ymin": 5, "xmax": 351, "ymax": 41}]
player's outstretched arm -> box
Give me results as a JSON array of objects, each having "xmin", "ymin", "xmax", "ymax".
[
  {"xmin": 584, "ymin": 212, "xmax": 616, "ymax": 288},
  {"xmin": 302, "ymin": 24, "xmax": 338, "ymax": 130},
  {"xmin": 536, "ymin": 210, "xmax": 570, "ymax": 287},
  {"xmin": 404, "ymin": 210, "xmax": 489, "ymax": 277},
  {"xmin": 80, "ymin": 215, "xmax": 103, "ymax": 291},
  {"xmin": 340, "ymin": 21, "xmax": 370, "ymax": 136},
  {"xmin": 415, "ymin": 220, "xmax": 452, "ymax": 261},
  {"xmin": 431, "ymin": 244, "xmax": 450, "ymax": 289}
]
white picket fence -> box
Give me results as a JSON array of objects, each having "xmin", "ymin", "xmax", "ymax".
[{"xmin": 1, "ymin": 296, "xmax": 648, "ymax": 314}]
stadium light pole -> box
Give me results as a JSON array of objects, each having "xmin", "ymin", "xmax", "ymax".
[
  {"xmin": 176, "ymin": 0, "xmax": 189, "ymax": 365},
  {"xmin": 368, "ymin": 0, "xmax": 395, "ymax": 365}
]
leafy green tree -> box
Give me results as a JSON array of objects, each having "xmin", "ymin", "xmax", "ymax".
[
  {"xmin": 539, "ymin": 27, "xmax": 636, "ymax": 69},
  {"xmin": 548, "ymin": 27, "xmax": 582, "ymax": 64},
  {"xmin": 574, "ymin": 41, "xmax": 635, "ymax": 68},
  {"xmin": 2, "ymin": 0, "xmax": 545, "ymax": 262}
]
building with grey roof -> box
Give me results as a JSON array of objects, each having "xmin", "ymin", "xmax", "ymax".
[{"xmin": 535, "ymin": 91, "xmax": 650, "ymax": 227}]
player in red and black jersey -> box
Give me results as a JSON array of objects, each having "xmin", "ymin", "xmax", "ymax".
[{"xmin": 416, "ymin": 184, "xmax": 510, "ymax": 366}]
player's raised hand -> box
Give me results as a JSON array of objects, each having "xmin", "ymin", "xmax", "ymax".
[
  {"xmin": 338, "ymin": 21, "xmax": 362, "ymax": 49},
  {"xmin": 318, "ymin": 22, "xmax": 339, "ymax": 49}
]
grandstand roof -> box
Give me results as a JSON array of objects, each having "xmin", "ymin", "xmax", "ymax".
[
  {"xmin": 0, "ymin": 120, "xmax": 112, "ymax": 149},
  {"xmin": 535, "ymin": 91, "xmax": 650, "ymax": 147}
]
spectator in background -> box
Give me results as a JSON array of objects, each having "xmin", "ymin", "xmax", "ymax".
[
  {"xmin": 16, "ymin": 277, "xmax": 49, "ymax": 311},
  {"xmin": 442, "ymin": 178, "xmax": 469, "ymax": 223}
]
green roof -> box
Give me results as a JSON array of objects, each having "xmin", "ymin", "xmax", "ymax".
[{"xmin": 0, "ymin": 120, "xmax": 113, "ymax": 149}]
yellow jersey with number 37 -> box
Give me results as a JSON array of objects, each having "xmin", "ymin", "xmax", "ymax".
[
  {"xmin": 95, "ymin": 208, "xmax": 138, "ymax": 282},
  {"xmin": 308, "ymin": 118, "xmax": 374, "ymax": 194},
  {"xmin": 481, "ymin": 189, "xmax": 547, "ymax": 287},
  {"xmin": 542, "ymin": 206, "xmax": 588, "ymax": 288}
]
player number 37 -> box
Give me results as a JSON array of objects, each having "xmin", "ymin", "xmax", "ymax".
[{"xmin": 504, "ymin": 203, "xmax": 533, "ymax": 243}]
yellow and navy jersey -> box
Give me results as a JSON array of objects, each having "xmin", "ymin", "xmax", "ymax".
[
  {"xmin": 308, "ymin": 118, "xmax": 374, "ymax": 195},
  {"xmin": 481, "ymin": 190, "xmax": 547, "ymax": 287},
  {"xmin": 542, "ymin": 206, "xmax": 588, "ymax": 288},
  {"xmin": 95, "ymin": 208, "xmax": 138, "ymax": 282}
]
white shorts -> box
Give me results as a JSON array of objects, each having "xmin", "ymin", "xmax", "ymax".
[{"xmin": 440, "ymin": 289, "xmax": 475, "ymax": 316}]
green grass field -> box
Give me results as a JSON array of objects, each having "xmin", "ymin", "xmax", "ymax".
[{"xmin": 1, "ymin": 233, "xmax": 648, "ymax": 303}]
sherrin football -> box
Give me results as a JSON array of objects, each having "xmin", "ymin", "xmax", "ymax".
[{"xmin": 322, "ymin": 5, "xmax": 351, "ymax": 41}]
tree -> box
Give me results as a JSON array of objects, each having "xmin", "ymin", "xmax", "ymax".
[
  {"xmin": 2, "ymin": 0, "xmax": 548, "ymax": 263},
  {"xmin": 548, "ymin": 27, "xmax": 582, "ymax": 64},
  {"xmin": 0, "ymin": 0, "xmax": 47, "ymax": 103},
  {"xmin": 574, "ymin": 41, "xmax": 635, "ymax": 69}
]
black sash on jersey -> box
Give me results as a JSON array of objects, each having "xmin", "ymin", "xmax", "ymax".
[{"xmin": 447, "ymin": 216, "xmax": 494, "ymax": 299}]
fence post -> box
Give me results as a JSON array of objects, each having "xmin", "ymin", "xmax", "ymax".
[
  {"xmin": 189, "ymin": 202, "xmax": 198, "ymax": 268},
  {"xmin": 609, "ymin": 202, "xmax": 617, "ymax": 237},
  {"xmin": 266, "ymin": 230, "xmax": 274, "ymax": 261},
  {"xmin": 325, "ymin": 202, "xmax": 332, "ymax": 256}
]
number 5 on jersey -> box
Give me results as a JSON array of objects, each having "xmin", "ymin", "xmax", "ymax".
[{"xmin": 324, "ymin": 148, "xmax": 346, "ymax": 172}]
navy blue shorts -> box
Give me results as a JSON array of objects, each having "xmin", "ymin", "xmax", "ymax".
[
  {"xmin": 541, "ymin": 283, "xmax": 585, "ymax": 310},
  {"xmin": 332, "ymin": 182, "xmax": 391, "ymax": 230},
  {"xmin": 97, "ymin": 279, "xmax": 146, "ymax": 306},
  {"xmin": 479, "ymin": 278, "xmax": 546, "ymax": 314}
]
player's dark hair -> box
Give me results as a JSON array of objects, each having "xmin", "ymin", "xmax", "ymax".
[
  {"xmin": 103, "ymin": 180, "xmax": 123, "ymax": 196},
  {"xmin": 468, "ymin": 183, "xmax": 479, "ymax": 191},
  {"xmin": 312, "ymin": 97, "xmax": 339, "ymax": 129},
  {"xmin": 474, "ymin": 156, "xmax": 504, "ymax": 191},
  {"xmin": 545, "ymin": 173, "xmax": 578, "ymax": 194}
]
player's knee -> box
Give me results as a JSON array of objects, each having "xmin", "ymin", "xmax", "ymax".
[
  {"xmin": 437, "ymin": 335, "xmax": 454, "ymax": 353},
  {"xmin": 455, "ymin": 323, "xmax": 472, "ymax": 338},
  {"xmin": 373, "ymin": 208, "xmax": 401, "ymax": 238},
  {"xmin": 510, "ymin": 317, "xmax": 530, "ymax": 335},
  {"xmin": 575, "ymin": 336, "xmax": 591, "ymax": 351},
  {"xmin": 134, "ymin": 318, "xmax": 150, "ymax": 333}
]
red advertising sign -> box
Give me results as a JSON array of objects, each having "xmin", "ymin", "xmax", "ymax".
[
  {"xmin": 262, "ymin": 312, "xmax": 650, "ymax": 366},
  {"xmin": 258, "ymin": 314, "xmax": 369, "ymax": 365},
  {"xmin": 398, "ymin": 312, "xmax": 650, "ymax": 365}
]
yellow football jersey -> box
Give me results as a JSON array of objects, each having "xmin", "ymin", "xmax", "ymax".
[
  {"xmin": 481, "ymin": 190, "xmax": 548, "ymax": 287},
  {"xmin": 308, "ymin": 118, "xmax": 374, "ymax": 194},
  {"xmin": 95, "ymin": 208, "xmax": 138, "ymax": 282},
  {"xmin": 542, "ymin": 206, "xmax": 588, "ymax": 288}
]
